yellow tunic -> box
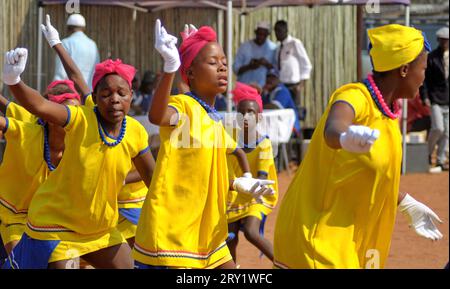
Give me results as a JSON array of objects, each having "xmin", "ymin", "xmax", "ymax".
[
  {"xmin": 226, "ymin": 137, "xmax": 278, "ymax": 223},
  {"xmin": 133, "ymin": 94, "xmax": 237, "ymax": 268},
  {"xmin": 5, "ymin": 101, "xmax": 36, "ymax": 123},
  {"xmin": 118, "ymin": 177, "xmax": 148, "ymax": 209},
  {"xmin": 0, "ymin": 118, "xmax": 49, "ymax": 244},
  {"xmin": 24, "ymin": 105, "xmax": 149, "ymax": 261},
  {"xmin": 273, "ymin": 83, "xmax": 402, "ymax": 269},
  {"xmin": 117, "ymin": 167, "xmax": 148, "ymax": 240}
]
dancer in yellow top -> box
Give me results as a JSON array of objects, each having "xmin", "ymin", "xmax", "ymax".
[
  {"xmin": 226, "ymin": 82, "xmax": 278, "ymax": 263},
  {"xmin": 273, "ymin": 24, "xmax": 443, "ymax": 269},
  {"xmin": 0, "ymin": 16, "xmax": 89, "ymax": 256},
  {"xmin": 2, "ymin": 17, "xmax": 154, "ymax": 268},
  {"xmin": 133, "ymin": 20, "xmax": 274, "ymax": 269}
]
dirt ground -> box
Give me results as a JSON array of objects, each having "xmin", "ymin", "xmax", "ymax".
[{"xmin": 235, "ymin": 167, "xmax": 449, "ymax": 269}]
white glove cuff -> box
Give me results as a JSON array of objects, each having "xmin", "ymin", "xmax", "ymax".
[
  {"xmin": 163, "ymin": 60, "xmax": 180, "ymax": 73},
  {"xmin": 3, "ymin": 75, "xmax": 21, "ymax": 86},
  {"xmin": 48, "ymin": 39, "xmax": 62, "ymax": 48},
  {"xmin": 243, "ymin": 172, "xmax": 252, "ymax": 178},
  {"xmin": 398, "ymin": 193, "xmax": 415, "ymax": 211},
  {"xmin": 339, "ymin": 132, "xmax": 347, "ymax": 149}
]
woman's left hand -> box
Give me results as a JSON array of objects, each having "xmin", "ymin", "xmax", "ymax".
[{"xmin": 398, "ymin": 194, "xmax": 443, "ymax": 241}]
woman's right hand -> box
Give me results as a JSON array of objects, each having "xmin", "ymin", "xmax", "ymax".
[
  {"xmin": 3, "ymin": 48, "xmax": 28, "ymax": 86},
  {"xmin": 154, "ymin": 19, "xmax": 180, "ymax": 73}
]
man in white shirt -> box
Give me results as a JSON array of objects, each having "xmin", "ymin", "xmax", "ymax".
[
  {"xmin": 274, "ymin": 20, "xmax": 312, "ymax": 107},
  {"xmin": 53, "ymin": 14, "xmax": 100, "ymax": 90},
  {"xmin": 233, "ymin": 21, "xmax": 277, "ymax": 89}
]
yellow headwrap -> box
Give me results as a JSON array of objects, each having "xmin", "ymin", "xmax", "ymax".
[{"xmin": 368, "ymin": 24, "xmax": 428, "ymax": 72}]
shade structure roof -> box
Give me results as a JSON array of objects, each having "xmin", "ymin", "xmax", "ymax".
[{"xmin": 39, "ymin": 0, "xmax": 411, "ymax": 12}]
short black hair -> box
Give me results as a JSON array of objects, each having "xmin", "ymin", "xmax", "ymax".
[{"xmin": 275, "ymin": 20, "xmax": 288, "ymax": 29}]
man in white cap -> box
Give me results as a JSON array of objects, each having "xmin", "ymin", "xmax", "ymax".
[
  {"xmin": 54, "ymin": 13, "xmax": 100, "ymax": 89},
  {"xmin": 421, "ymin": 26, "xmax": 449, "ymax": 171},
  {"xmin": 233, "ymin": 21, "xmax": 277, "ymax": 88}
]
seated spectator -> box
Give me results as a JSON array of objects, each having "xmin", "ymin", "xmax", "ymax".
[
  {"xmin": 129, "ymin": 74, "xmax": 141, "ymax": 116},
  {"xmin": 215, "ymin": 94, "xmax": 228, "ymax": 111},
  {"xmin": 262, "ymin": 68, "xmax": 301, "ymax": 137},
  {"xmin": 407, "ymin": 93, "xmax": 431, "ymax": 134},
  {"xmin": 134, "ymin": 70, "xmax": 157, "ymax": 115}
]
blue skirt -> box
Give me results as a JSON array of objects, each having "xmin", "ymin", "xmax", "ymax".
[
  {"xmin": 118, "ymin": 208, "xmax": 142, "ymax": 225},
  {"xmin": 1, "ymin": 233, "xmax": 60, "ymax": 269}
]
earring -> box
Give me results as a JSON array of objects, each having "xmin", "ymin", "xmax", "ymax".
[{"xmin": 401, "ymin": 73, "xmax": 407, "ymax": 78}]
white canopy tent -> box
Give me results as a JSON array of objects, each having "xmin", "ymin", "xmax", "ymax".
[{"xmin": 38, "ymin": 0, "xmax": 412, "ymax": 173}]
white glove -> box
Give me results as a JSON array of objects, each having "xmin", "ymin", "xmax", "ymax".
[
  {"xmin": 154, "ymin": 19, "xmax": 180, "ymax": 73},
  {"xmin": 398, "ymin": 194, "xmax": 443, "ymax": 241},
  {"xmin": 3, "ymin": 48, "xmax": 28, "ymax": 86},
  {"xmin": 180, "ymin": 24, "xmax": 198, "ymax": 41},
  {"xmin": 40, "ymin": 14, "xmax": 61, "ymax": 47},
  {"xmin": 233, "ymin": 177, "xmax": 275, "ymax": 198},
  {"xmin": 339, "ymin": 125, "xmax": 380, "ymax": 153}
]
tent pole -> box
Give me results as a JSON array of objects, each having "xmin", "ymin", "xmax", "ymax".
[
  {"xmin": 217, "ymin": 8, "xmax": 224, "ymax": 47},
  {"xmin": 401, "ymin": 4, "xmax": 410, "ymax": 175},
  {"xmin": 226, "ymin": 0, "xmax": 233, "ymax": 112},
  {"xmin": 37, "ymin": 6, "xmax": 44, "ymax": 92}
]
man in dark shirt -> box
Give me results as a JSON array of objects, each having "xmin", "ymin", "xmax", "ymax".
[{"xmin": 422, "ymin": 27, "xmax": 449, "ymax": 171}]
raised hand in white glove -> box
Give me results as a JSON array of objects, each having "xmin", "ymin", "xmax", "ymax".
[
  {"xmin": 398, "ymin": 194, "xmax": 443, "ymax": 241},
  {"xmin": 339, "ymin": 125, "xmax": 380, "ymax": 153},
  {"xmin": 154, "ymin": 19, "xmax": 180, "ymax": 73},
  {"xmin": 40, "ymin": 14, "xmax": 61, "ymax": 47},
  {"xmin": 3, "ymin": 48, "xmax": 28, "ymax": 86},
  {"xmin": 180, "ymin": 24, "xmax": 198, "ymax": 41},
  {"xmin": 233, "ymin": 177, "xmax": 275, "ymax": 198}
]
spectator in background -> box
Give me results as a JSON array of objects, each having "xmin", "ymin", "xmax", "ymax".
[
  {"xmin": 421, "ymin": 26, "xmax": 449, "ymax": 171},
  {"xmin": 233, "ymin": 21, "xmax": 276, "ymax": 89},
  {"xmin": 214, "ymin": 94, "xmax": 228, "ymax": 111},
  {"xmin": 53, "ymin": 14, "xmax": 100, "ymax": 90},
  {"xmin": 129, "ymin": 74, "xmax": 141, "ymax": 116},
  {"xmin": 406, "ymin": 94, "xmax": 431, "ymax": 134},
  {"xmin": 263, "ymin": 68, "xmax": 303, "ymax": 164},
  {"xmin": 133, "ymin": 71, "xmax": 157, "ymax": 115},
  {"xmin": 274, "ymin": 20, "xmax": 312, "ymax": 109},
  {"xmin": 263, "ymin": 68, "xmax": 301, "ymax": 137}
]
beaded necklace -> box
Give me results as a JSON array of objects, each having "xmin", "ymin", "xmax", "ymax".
[
  {"xmin": 185, "ymin": 92, "xmax": 223, "ymax": 122},
  {"xmin": 94, "ymin": 107, "xmax": 127, "ymax": 147},
  {"xmin": 41, "ymin": 122, "xmax": 56, "ymax": 171},
  {"xmin": 238, "ymin": 134, "xmax": 267, "ymax": 150},
  {"xmin": 363, "ymin": 74, "xmax": 401, "ymax": 119}
]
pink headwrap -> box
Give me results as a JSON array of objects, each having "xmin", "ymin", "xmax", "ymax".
[
  {"xmin": 179, "ymin": 26, "xmax": 217, "ymax": 84},
  {"xmin": 47, "ymin": 80, "xmax": 81, "ymax": 104},
  {"xmin": 232, "ymin": 82, "xmax": 263, "ymax": 112},
  {"xmin": 92, "ymin": 59, "xmax": 136, "ymax": 91}
]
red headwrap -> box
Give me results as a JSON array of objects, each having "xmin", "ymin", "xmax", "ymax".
[
  {"xmin": 47, "ymin": 79, "xmax": 81, "ymax": 104},
  {"xmin": 92, "ymin": 59, "xmax": 136, "ymax": 91},
  {"xmin": 232, "ymin": 82, "xmax": 263, "ymax": 112},
  {"xmin": 179, "ymin": 26, "xmax": 217, "ymax": 84}
]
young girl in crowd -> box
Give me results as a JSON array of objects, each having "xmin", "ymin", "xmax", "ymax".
[
  {"xmin": 133, "ymin": 20, "xmax": 274, "ymax": 269},
  {"xmin": 2, "ymin": 33, "xmax": 154, "ymax": 268},
  {"xmin": 226, "ymin": 82, "xmax": 277, "ymax": 263}
]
